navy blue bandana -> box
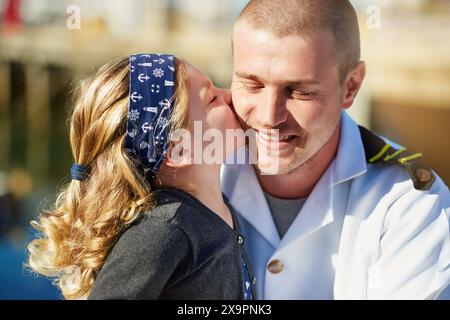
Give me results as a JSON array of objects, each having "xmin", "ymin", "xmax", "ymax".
[{"xmin": 124, "ymin": 53, "xmax": 176, "ymax": 182}]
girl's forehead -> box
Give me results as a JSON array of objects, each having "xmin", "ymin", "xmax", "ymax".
[{"xmin": 187, "ymin": 63, "xmax": 211, "ymax": 88}]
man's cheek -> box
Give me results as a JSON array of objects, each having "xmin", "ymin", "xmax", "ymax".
[
  {"xmin": 228, "ymin": 99, "xmax": 246, "ymax": 125},
  {"xmin": 231, "ymin": 97, "xmax": 250, "ymax": 119},
  {"xmin": 240, "ymin": 107, "xmax": 256, "ymax": 129}
]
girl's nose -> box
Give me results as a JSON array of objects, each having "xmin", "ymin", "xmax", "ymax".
[{"xmin": 216, "ymin": 87, "xmax": 231, "ymax": 106}]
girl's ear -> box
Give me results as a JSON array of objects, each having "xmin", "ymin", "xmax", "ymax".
[{"xmin": 164, "ymin": 140, "xmax": 192, "ymax": 168}]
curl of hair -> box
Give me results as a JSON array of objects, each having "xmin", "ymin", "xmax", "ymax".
[{"xmin": 27, "ymin": 57, "xmax": 189, "ymax": 299}]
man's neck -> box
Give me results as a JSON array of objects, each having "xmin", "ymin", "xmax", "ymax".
[{"xmin": 256, "ymin": 123, "xmax": 341, "ymax": 199}]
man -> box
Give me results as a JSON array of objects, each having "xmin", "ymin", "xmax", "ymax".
[{"xmin": 221, "ymin": 0, "xmax": 450, "ymax": 299}]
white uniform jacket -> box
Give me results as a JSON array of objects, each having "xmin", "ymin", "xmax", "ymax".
[{"xmin": 221, "ymin": 111, "xmax": 450, "ymax": 299}]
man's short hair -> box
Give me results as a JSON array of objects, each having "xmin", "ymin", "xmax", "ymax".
[{"xmin": 234, "ymin": 0, "xmax": 361, "ymax": 82}]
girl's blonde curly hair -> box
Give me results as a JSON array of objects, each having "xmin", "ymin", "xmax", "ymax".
[{"xmin": 27, "ymin": 56, "xmax": 189, "ymax": 299}]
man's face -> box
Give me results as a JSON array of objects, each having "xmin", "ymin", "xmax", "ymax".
[{"xmin": 231, "ymin": 21, "xmax": 344, "ymax": 175}]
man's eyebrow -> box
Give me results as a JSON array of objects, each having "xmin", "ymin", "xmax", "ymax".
[
  {"xmin": 234, "ymin": 71, "xmax": 265, "ymax": 83},
  {"xmin": 234, "ymin": 71, "xmax": 319, "ymax": 87},
  {"xmin": 287, "ymin": 79, "xmax": 320, "ymax": 87}
]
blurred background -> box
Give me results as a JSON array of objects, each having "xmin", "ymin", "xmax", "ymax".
[{"xmin": 0, "ymin": 0, "xmax": 449, "ymax": 299}]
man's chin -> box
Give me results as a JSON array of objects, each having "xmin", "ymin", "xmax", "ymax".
[{"xmin": 256, "ymin": 151, "xmax": 308, "ymax": 176}]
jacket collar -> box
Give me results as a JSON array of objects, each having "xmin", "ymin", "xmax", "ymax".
[
  {"xmin": 222, "ymin": 111, "xmax": 367, "ymax": 248},
  {"xmin": 332, "ymin": 111, "xmax": 367, "ymax": 186}
]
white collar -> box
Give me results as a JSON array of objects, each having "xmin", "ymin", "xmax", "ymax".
[{"xmin": 332, "ymin": 111, "xmax": 367, "ymax": 186}]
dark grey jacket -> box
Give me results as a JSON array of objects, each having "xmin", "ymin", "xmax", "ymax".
[{"xmin": 88, "ymin": 188, "xmax": 256, "ymax": 300}]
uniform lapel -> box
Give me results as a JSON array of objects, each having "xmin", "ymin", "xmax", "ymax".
[{"xmin": 275, "ymin": 163, "xmax": 335, "ymax": 253}]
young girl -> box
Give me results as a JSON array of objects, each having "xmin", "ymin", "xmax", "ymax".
[{"xmin": 27, "ymin": 54, "xmax": 255, "ymax": 300}]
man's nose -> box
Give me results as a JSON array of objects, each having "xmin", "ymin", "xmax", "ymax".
[{"xmin": 258, "ymin": 90, "xmax": 287, "ymax": 128}]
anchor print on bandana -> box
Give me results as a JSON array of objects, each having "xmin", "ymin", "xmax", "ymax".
[{"xmin": 124, "ymin": 53, "xmax": 176, "ymax": 182}]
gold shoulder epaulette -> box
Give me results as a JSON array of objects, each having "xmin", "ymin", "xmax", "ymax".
[{"xmin": 358, "ymin": 126, "xmax": 435, "ymax": 190}]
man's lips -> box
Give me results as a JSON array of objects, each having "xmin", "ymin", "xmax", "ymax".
[
  {"xmin": 257, "ymin": 130, "xmax": 298, "ymax": 142},
  {"xmin": 257, "ymin": 128, "xmax": 302, "ymax": 140},
  {"xmin": 255, "ymin": 129, "xmax": 303, "ymax": 151}
]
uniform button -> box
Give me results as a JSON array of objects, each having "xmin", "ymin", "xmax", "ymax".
[
  {"xmin": 252, "ymin": 277, "xmax": 257, "ymax": 285},
  {"xmin": 268, "ymin": 259, "xmax": 284, "ymax": 274},
  {"xmin": 416, "ymin": 168, "xmax": 432, "ymax": 183},
  {"xmin": 237, "ymin": 235, "xmax": 244, "ymax": 245}
]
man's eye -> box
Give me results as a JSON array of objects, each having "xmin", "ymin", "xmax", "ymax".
[
  {"xmin": 291, "ymin": 90, "xmax": 314, "ymax": 100},
  {"xmin": 243, "ymin": 83, "xmax": 263, "ymax": 93}
]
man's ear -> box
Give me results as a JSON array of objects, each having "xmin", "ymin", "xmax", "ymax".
[
  {"xmin": 164, "ymin": 140, "xmax": 192, "ymax": 168},
  {"xmin": 342, "ymin": 61, "xmax": 366, "ymax": 109}
]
